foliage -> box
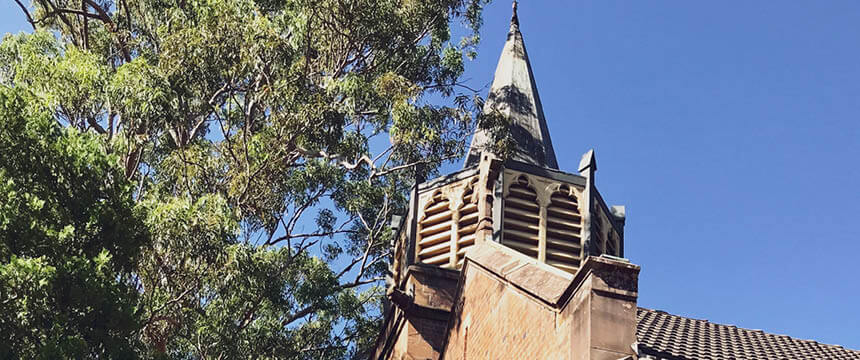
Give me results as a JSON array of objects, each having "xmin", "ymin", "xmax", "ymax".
[
  {"xmin": 0, "ymin": 86, "xmax": 146, "ymax": 358},
  {"xmin": 1, "ymin": 0, "xmax": 490, "ymax": 358}
]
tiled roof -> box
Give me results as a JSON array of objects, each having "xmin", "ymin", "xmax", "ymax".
[{"xmin": 637, "ymin": 307, "xmax": 860, "ymax": 360}]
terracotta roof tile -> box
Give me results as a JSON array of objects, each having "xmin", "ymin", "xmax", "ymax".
[{"xmin": 637, "ymin": 308, "xmax": 860, "ymax": 360}]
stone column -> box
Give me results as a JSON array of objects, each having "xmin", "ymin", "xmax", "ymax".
[
  {"xmin": 475, "ymin": 153, "xmax": 501, "ymax": 244},
  {"xmin": 568, "ymin": 256, "xmax": 639, "ymax": 360}
]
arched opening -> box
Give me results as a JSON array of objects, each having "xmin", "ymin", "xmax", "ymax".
[
  {"xmin": 417, "ymin": 191, "xmax": 453, "ymax": 266},
  {"xmin": 545, "ymin": 185, "xmax": 583, "ymax": 273},
  {"xmin": 503, "ymin": 176, "xmax": 540, "ymax": 257}
]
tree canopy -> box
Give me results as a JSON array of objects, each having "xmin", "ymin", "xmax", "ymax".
[{"xmin": 1, "ymin": 0, "xmax": 490, "ymax": 357}]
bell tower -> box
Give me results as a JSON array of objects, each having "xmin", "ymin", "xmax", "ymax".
[
  {"xmin": 373, "ymin": 4, "xmax": 628, "ymax": 359},
  {"xmin": 390, "ymin": 1, "xmax": 625, "ymax": 281}
]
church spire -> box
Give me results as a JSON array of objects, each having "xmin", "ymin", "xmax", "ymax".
[
  {"xmin": 511, "ymin": 0, "xmax": 519, "ymax": 29},
  {"xmin": 464, "ymin": 1, "xmax": 559, "ymax": 169}
]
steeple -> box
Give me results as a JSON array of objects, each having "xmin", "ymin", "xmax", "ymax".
[
  {"xmin": 375, "ymin": 6, "xmax": 630, "ymax": 358},
  {"xmin": 464, "ymin": 1, "xmax": 559, "ymax": 169}
]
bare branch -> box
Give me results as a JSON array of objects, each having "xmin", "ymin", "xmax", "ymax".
[
  {"xmin": 298, "ymin": 148, "xmax": 374, "ymax": 171},
  {"xmin": 184, "ymin": 83, "xmax": 231, "ymax": 143},
  {"xmin": 86, "ymin": 116, "xmax": 106, "ymax": 134},
  {"xmin": 12, "ymin": 0, "xmax": 36, "ymax": 30},
  {"xmin": 370, "ymin": 154, "xmax": 458, "ymax": 180},
  {"xmin": 281, "ymin": 276, "xmax": 385, "ymax": 327}
]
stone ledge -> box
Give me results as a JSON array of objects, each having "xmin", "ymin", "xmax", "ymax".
[
  {"xmin": 463, "ymin": 241, "xmax": 574, "ymax": 307},
  {"xmin": 462, "ymin": 242, "xmax": 640, "ymax": 309},
  {"xmin": 560, "ymin": 255, "xmax": 641, "ymax": 309},
  {"xmin": 403, "ymin": 263, "xmax": 462, "ymax": 281}
]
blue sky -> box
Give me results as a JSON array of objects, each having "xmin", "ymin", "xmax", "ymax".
[
  {"xmin": 470, "ymin": 1, "xmax": 860, "ymax": 349},
  {"xmin": 3, "ymin": 0, "xmax": 860, "ymax": 350}
]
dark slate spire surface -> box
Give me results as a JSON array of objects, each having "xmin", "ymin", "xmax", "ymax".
[{"xmin": 464, "ymin": 1, "xmax": 559, "ymax": 169}]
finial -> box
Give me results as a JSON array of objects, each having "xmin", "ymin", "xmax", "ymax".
[
  {"xmin": 511, "ymin": 0, "xmax": 519, "ymax": 28},
  {"xmin": 578, "ymin": 149, "xmax": 597, "ymax": 173}
]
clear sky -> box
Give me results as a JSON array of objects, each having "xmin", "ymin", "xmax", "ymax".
[{"xmin": 3, "ymin": 0, "xmax": 860, "ymax": 351}]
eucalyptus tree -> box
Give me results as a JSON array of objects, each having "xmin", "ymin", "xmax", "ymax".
[{"xmin": 1, "ymin": 0, "xmax": 490, "ymax": 357}]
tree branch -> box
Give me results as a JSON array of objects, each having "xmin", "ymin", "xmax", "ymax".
[
  {"xmin": 12, "ymin": 0, "xmax": 36, "ymax": 30},
  {"xmin": 281, "ymin": 276, "xmax": 385, "ymax": 327}
]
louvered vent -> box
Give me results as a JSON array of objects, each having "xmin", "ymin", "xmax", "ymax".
[
  {"xmin": 545, "ymin": 187, "xmax": 583, "ymax": 273},
  {"xmin": 417, "ymin": 192, "xmax": 453, "ymax": 266},
  {"xmin": 503, "ymin": 176, "xmax": 540, "ymax": 257},
  {"xmin": 456, "ymin": 182, "xmax": 480, "ymax": 267}
]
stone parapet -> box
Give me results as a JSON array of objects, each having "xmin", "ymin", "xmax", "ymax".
[
  {"xmin": 567, "ymin": 255, "xmax": 640, "ymax": 360},
  {"xmin": 438, "ymin": 243, "xmax": 640, "ymax": 360},
  {"xmin": 371, "ymin": 265, "xmax": 460, "ymax": 360}
]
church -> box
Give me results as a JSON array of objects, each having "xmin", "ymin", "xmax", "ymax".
[{"xmin": 370, "ymin": 3, "xmax": 860, "ymax": 359}]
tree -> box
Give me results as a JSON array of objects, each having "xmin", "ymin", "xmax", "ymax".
[
  {"xmin": 0, "ymin": 85, "xmax": 147, "ymax": 358},
  {"xmin": 2, "ymin": 0, "xmax": 489, "ymax": 358}
]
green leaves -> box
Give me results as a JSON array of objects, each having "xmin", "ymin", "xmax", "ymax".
[
  {"xmin": 110, "ymin": 57, "xmax": 170, "ymax": 130},
  {"xmin": 2, "ymin": 0, "xmax": 489, "ymax": 357},
  {"xmin": 0, "ymin": 85, "xmax": 145, "ymax": 266},
  {"xmin": 0, "ymin": 31, "xmax": 60, "ymax": 86},
  {"xmin": 1, "ymin": 31, "xmax": 110, "ymax": 129},
  {"xmin": 0, "ymin": 85, "xmax": 147, "ymax": 358}
]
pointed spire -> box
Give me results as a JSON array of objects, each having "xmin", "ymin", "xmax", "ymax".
[
  {"xmin": 464, "ymin": 2, "xmax": 559, "ymax": 169},
  {"xmin": 511, "ymin": 0, "xmax": 519, "ymax": 29}
]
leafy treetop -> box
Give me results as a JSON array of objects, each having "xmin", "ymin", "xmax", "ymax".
[{"xmin": 1, "ymin": 0, "xmax": 491, "ymax": 358}]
